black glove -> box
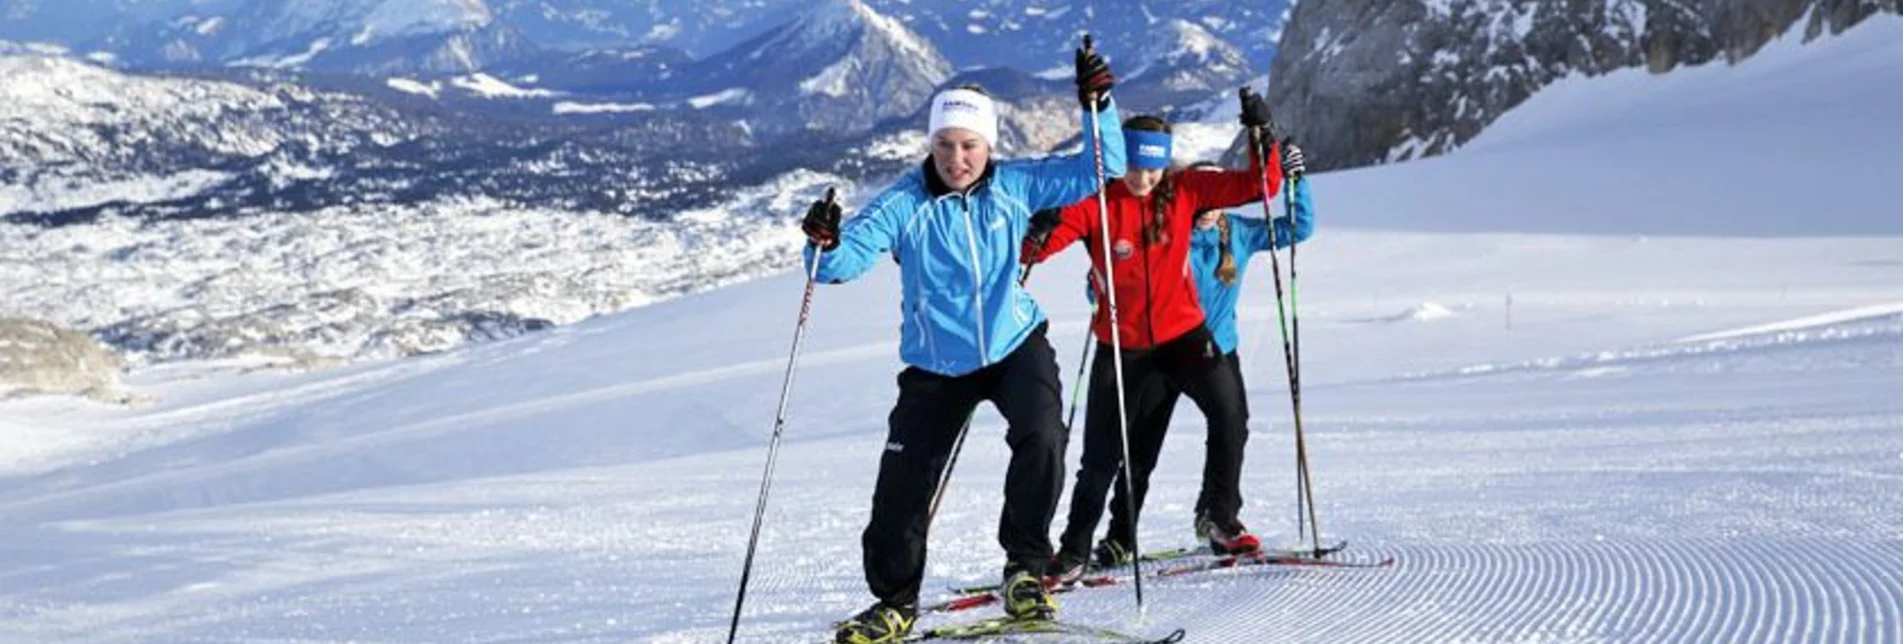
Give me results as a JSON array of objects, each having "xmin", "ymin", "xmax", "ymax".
[
  {"xmin": 1239, "ymin": 87, "xmax": 1274, "ymax": 128},
  {"xmin": 1238, "ymin": 87, "xmax": 1275, "ymax": 155},
  {"xmin": 1030, "ymin": 208, "xmax": 1062, "ymax": 238},
  {"xmin": 1024, "ymin": 207, "xmax": 1062, "ymax": 252},
  {"xmin": 1074, "ymin": 37, "xmax": 1115, "ymax": 111},
  {"xmin": 801, "ymin": 195, "xmax": 842, "ymax": 251},
  {"xmin": 1281, "ymin": 142, "xmax": 1306, "ymax": 179}
]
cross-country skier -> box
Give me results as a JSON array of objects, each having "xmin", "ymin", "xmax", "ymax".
[
  {"xmin": 1023, "ymin": 89, "xmax": 1287, "ymax": 581},
  {"xmin": 799, "ymin": 41, "xmax": 1124, "ymax": 644},
  {"xmin": 1093, "ymin": 147, "xmax": 1318, "ymax": 574}
]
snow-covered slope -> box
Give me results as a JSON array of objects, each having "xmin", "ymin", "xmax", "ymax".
[
  {"xmin": 1311, "ymin": 13, "xmax": 1903, "ymax": 236},
  {"xmin": 1270, "ymin": 0, "xmax": 1901, "ymax": 171},
  {"xmin": 0, "ymin": 173, "xmax": 842, "ymax": 367},
  {"xmin": 2, "ymin": 14, "xmax": 1901, "ymax": 644}
]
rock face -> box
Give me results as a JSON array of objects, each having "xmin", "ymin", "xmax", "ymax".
[
  {"xmin": 0, "ymin": 319, "xmax": 126, "ymax": 402},
  {"xmin": 1262, "ymin": 0, "xmax": 1900, "ymax": 171}
]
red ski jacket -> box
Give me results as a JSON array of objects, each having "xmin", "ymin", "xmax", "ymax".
[{"xmin": 1029, "ymin": 145, "xmax": 1282, "ymax": 349}]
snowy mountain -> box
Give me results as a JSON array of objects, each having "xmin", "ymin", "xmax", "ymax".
[
  {"xmin": 0, "ymin": 0, "xmax": 230, "ymax": 49},
  {"xmin": 2, "ymin": 16, "xmax": 1901, "ymax": 643},
  {"xmin": 869, "ymin": 0, "xmax": 1291, "ymax": 73},
  {"xmin": 6, "ymin": 0, "xmax": 1293, "ymax": 76},
  {"xmin": 482, "ymin": 0, "xmax": 798, "ymax": 59},
  {"xmin": 102, "ymin": 0, "xmax": 539, "ymax": 74},
  {"xmin": 1268, "ymin": 0, "xmax": 1903, "ymax": 170},
  {"xmin": 684, "ymin": 0, "xmax": 953, "ymax": 137},
  {"xmin": 8, "ymin": 0, "xmax": 1278, "ymax": 153},
  {"xmin": 0, "ymin": 53, "xmax": 819, "ymax": 223},
  {"xmin": 1113, "ymin": 19, "xmax": 1255, "ymax": 120}
]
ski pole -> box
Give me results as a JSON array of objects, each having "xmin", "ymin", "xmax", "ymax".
[
  {"xmin": 1286, "ymin": 153, "xmax": 1316, "ymax": 552},
  {"xmin": 1249, "ymin": 124, "xmax": 1322, "ymax": 554},
  {"xmin": 1082, "ymin": 33, "xmax": 1146, "ymax": 611},
  {"xmin": 1283, "ymin": 154, "xmax": 1320, "ymax": 554},
  {"xmin": 927, "ymin": 417, "xmax": 973, "ymax": 526},
  {"xmin": 728, "ymin": 187, "xmax": 835, "ymax": 644},
  {"xmin": 1064, "ymin": 307, "xmax": 1095, "ymax": 433}
]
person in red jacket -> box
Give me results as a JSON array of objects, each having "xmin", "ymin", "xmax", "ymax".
[{"xmin": 1027, "ymin": 89, "xmax": 1283, "ymax": 579}]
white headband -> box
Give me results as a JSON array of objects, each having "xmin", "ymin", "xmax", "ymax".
[{"xmin": 927, "ymin": 89, "xmax": 998, "ymax": 148}]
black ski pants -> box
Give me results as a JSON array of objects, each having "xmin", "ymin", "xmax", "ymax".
[
  {"xmin": 1059, "ymin": 325, "xmax": 1249, "ymax": 557},
  {"xmin": 863, "ymin": 323, "xmax": 1067, "ymax": 608}
]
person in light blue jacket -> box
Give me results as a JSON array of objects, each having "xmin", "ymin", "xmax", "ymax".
[
  {"xmin": 803, "ymin": 44, "xmax": 1124, "ymax": 644},
  {"xmin": 1160, "ymin": 150, "xmax": 1316, "ymax": 536},
  {"xmin": 1187, "ymin": 151, "xmax": 1315, "ymax": 361}
]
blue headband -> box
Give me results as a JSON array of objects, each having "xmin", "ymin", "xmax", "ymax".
[{"xmin": 1125, "ymin": 130, "xmax": 1173, "ymax": 170}]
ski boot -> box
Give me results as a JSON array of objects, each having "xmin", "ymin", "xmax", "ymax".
[
  {"xmin": 835, "ymin": 601, "xmax": 916, "ymax": 644},
  {"xmin": 1001, "ymin": 566, "xmax": 1057, "ymax": 620},
  {"xmin": 1093, "ymin": 537, "xmax": 1134, "ymax": 568},
  {"xmin": 1197, "ymin": 512, "xmax": 1261, "ymax": 555},
  {"xmin": 1048, "ymin": 548, "xmax": 1090, "ymax": 586}
]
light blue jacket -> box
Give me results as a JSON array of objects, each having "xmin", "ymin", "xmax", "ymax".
[
  {"xmin": 1188, "ymin": 178, "xmax": 1317, "ymax": 355},
  {"xmin": 805, "ymin": 102, "xmax": 1127, "ymax": 376}
]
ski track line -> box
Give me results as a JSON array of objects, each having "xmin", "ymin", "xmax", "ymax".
[
  {"xmin": 1494, "ymin": 540, "xmax": 1569, "ymax": 640},
  {"xmin": 1699, "ymin": 538, "xmax": 1743, "ymax": 643},
  {"xmin": 1867, "ymin": 542, "xmax": 1903, "ymax": 643},
  {"xmin": 1319, "ymin": 549, "xmax": 1402, "ymax": 644},
  {"xmin": 1245, "ymin": 552, "xmax": 1391, "ymax": 643},
  {"xmin": 1840, "ymin": 540, "xmax": 1890, "ymax": 643},
  {"xmin": 1249, "ymin": 539, "xmax": 1903, "ymax": 643},
  {"xmin": 1740, "ymin": 537, "xmax": 1774, "ymax": 643},
  {"xmin": 1666, "ymin": 538, "xmax": 1717, "ymax": 642},
  {"xmin": 1575, "ymin": 538, "xmax": 1618, "ymax": 641},
  {"xmin": 1794, "ymin": 540, "xmax": 1837, "ymax": 641},
  {"xmin": 609, "ymin": 539, "xmax": 1901, "ymax": 643}
]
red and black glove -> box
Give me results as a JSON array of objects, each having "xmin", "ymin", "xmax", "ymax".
[{"xmin": 1075, "ymin": 37, "xmax": 1116, "ymax": 111}]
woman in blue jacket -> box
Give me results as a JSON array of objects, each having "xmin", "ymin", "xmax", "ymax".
[
  {"xmin": 800, "ymin": 44, "xmax": 1123, "ymax": 644},
  {"xmin": 1175, "ymin": 148, "xmax": 1315, "ymax": 537}
]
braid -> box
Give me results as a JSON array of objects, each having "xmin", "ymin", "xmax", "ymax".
[
  {"xmin": 1148, "ymin": 171, "xmax": 1174, "ymax": 245},
  {"xmin": 1215, "ymin": 211, "xmax": 1237, "ymax": 285}
]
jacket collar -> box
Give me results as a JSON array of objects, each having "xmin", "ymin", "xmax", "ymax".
[{"xmin": 922, "ymin": 156, "xmax": 998, "ymax": 198}]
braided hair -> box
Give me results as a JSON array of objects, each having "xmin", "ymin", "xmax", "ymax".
[{"xmin": 1182, "ymin": 161, "xmax": 1238, "ymax": 285}]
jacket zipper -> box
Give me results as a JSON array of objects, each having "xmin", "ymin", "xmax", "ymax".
[{"xmin": 958, "ymin": 195, "xmax": 989, "ymax": 368}]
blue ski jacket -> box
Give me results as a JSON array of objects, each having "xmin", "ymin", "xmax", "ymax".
[
  {"xmin": 804, "ymin": 102, "xmax": 1126, "ymax": 376},
  {"xmin": 1189, "ymin": 177, "xmax": 1317, "ymax": 355}
]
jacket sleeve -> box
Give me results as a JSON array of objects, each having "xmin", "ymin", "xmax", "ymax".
[
  {"xmin": 1234, "ymin": 177, "xmax": 1317, "ymax": 255},
  {"xmin": 1231, "ymin": 213, "xmax": 1274, "ymax": 256},
  {"xmin": 1181, "ymin": 139, "xmax": 1282, "ymax": 215},
  {"xmin": 1007, "ymin": 99, "xmax": 1126, "ymax": 214},
  {"xmin": 802, "ymin": 189, "xmax": 908, "ymax": 284},
  {"xmin": 1275, "ymin": 178, "xmax": 1317, "ymax": 250},
  {"xmin": 1025, "ymin": 198, "xmax": 1097, "ymax": 265}
]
